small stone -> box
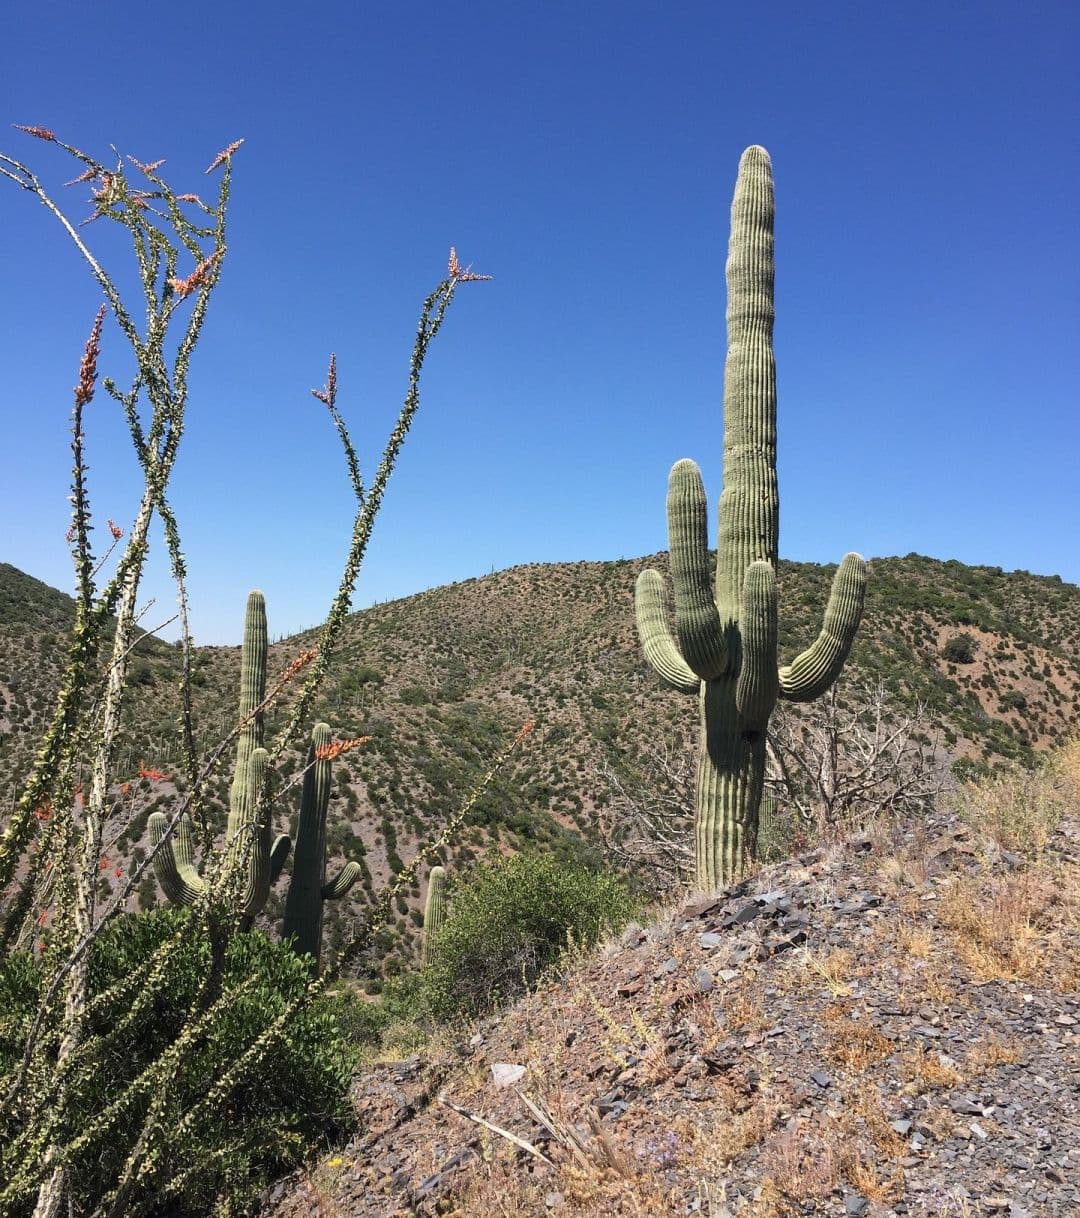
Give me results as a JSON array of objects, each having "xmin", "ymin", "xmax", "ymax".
[
  {"xmin": 1054, "ymin": 1013, "xmax": 1077, "ymax": 1025},
  {"xmin": 545, "ymin": 1192, "xmax": 564, "ymax": 1209},
  {"xmin": 717, "ymin": 968, "xmax": 739, "ymax": 982},
  {"xmin": 891, "ymin": 1119, "xmax": 913, "ymax": 1135},
  {"xmin": 491, "ymin": 1063, "xmax": 526, "ymax": 1088},
  {"xmin": 655, "ymin": 957, "xmax": 679, "ymax": 977},
  {"xmin": 693, "ymin": 967, "xmax": 714, "ymax": 993},
  {"xmin": 970, "ymin": 1121, "xmax": 989, "ymax": 1140},
  {"xmin": 756, "ymin": 888, "xmax": 788, "ymax": 905},
  {"xmin": 949, "ymin": 1095, "xmax": 985, "ymax": 1116},
  {"xmin": 723, "ymin": 902, "xmax": 763, "ymax": 927},
  {"xmin": 844, "ymin": 1193, "xmax": 869, "ymax": 1216},
  {"xmin": 698, "ymin": 932, "xmax": 724, "ymax": 949},
  {"xmin": 810, "ymin": 1070, "xmax": 832, "ymax": 1089}
]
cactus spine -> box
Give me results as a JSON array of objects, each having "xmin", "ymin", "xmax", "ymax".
[
  {"xmin": 281, "ymin": 722, "xmax": 362, "ymax": 969},
  {"xmin": 150, "ymin": 590, "xmax": 290, "ymax": 917},
  {"xmin": 635, "ymin": 146, "xmax": 867, "ymax": 889},
  {"xmin": 421, "ymin": 865, "xmax": 446, "ymax": 965}
]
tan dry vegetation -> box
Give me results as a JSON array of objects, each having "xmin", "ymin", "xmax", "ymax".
[{"xmin": 263, "ymin": 741, "xmax": 1080, "ymax": 1217}]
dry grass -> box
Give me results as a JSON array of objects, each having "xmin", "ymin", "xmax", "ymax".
[
  {"xmin": 954, "ymin": 736, "xmax": 1080, "ymax": 855},
  {"xmin": 936, "ymin": 867, "xmax": 1080, "ymax": 988},
  {"xmin": 722, "ymin": 989, "xmax": 773, "ymax": 1035},
  {"xmin": 901, "ymin": 1044, "xmax": 964, "ymax": 1094},
  {"xmin": 754, "ymin": 1090, "xmax": 906, "ymax": 1216},
  {"xmin": 822, "ymin": 1011, "xmax": 894, "ymax": 1073},
  {"xmin": 963, "ymin": 1033, "xmax": 1023, "ymax": 1073},
  {"xmin": 783, "ymin": 946, "xmax": 857, "ymax": 998}
]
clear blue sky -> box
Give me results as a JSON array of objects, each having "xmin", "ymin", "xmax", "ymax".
[{"xmin": 2, "ymin": 2, "xmax": 1077, "ymax": 644}]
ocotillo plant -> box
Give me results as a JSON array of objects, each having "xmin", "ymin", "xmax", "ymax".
[
  {"xmin": 0, "ymin": 120, "xmax": 489, "ymax": 1211},
  {"xmin": 635, "ymin": 146, "xmax": 867, "ymax": 889},
  {"xmin": 149, "ymin": 591, "xmax": 291, "ymax": 917},
  {"xmin": 281, "ymin": 722, "xmax": 364, "ymax": 968},
  {"xmin": 421, "ymin": 865, "xmax": 446, "ymax": 964}
]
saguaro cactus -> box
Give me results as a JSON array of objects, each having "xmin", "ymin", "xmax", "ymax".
[
  {"xmin": 421, "ymin": 865, "xmax": 446, "ymax": 965},
  {"xmin": 635, "ymin": 146, "xmax": 867, "ymax": 889},
  {"xmin": 150, "ymin": 590, "xmax": 290, "ymax": 916},
  {"xmin": 281, "ymin": 722, "xmax": 363, "ymax": 968}
]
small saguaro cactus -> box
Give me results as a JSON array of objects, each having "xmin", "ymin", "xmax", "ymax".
[
  {"xmin": 150, "ymin": 590, "xmax": 290, "ymax": 916},
  {"xmin": 635, "ymin": 146, "xmax": 868, "ymax": 890},
  {"xmin": 281, "ymin": 722, "xmax": 363, "ymax": 968},
  {"xmin": 421, "ymin": 865, "xmax": 446, "ymax": 964}
]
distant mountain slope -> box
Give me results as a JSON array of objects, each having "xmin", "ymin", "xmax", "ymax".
[{"xmin": 2, "ymin": 555, "xmax": 1078, "ymax": 971}]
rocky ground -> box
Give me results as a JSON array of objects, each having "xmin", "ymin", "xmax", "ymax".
[{"xmin": 261, "ymin": 808, "xmax": 1080, "ymax": 1217}]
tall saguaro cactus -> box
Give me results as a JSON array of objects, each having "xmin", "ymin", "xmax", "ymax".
[
  {"xmin": 635, "ymin": 146, "xmax": 868, "ymax": 889},
  {"xmin": 281, "ymin": 722, "xmax": 363, "ymax": 968},
  {"xmin": 150, "ymin": 590, "xmax": 290, "ymax": 917}
]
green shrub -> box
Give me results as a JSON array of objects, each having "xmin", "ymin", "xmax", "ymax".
[
  {"xmin": 0, "ymin": 910, "xmax": 363, "ymax": 1217},
  {"xmin": 421, "ymin": 853, "xmax": 638, "ymax": 1019},
  {"xmin": 942, "ymin": 633, "xmax": 977, "ymax": 664}
]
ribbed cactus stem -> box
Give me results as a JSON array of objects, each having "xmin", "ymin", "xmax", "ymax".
[
  {"xmin": 634, "ymin": 146, "xmax": 868, "ymax": 889},
  {"xmin": 717, "ymin": 146, "xmax": 779, "ymax": 620},
  {"xmin": 422, "ymin": 865, "xmax": 446, "ymax": 965},
  {"xmin": 281, "ymin": 722, "xmax": 362, "ymax": 970},
  {"xmin": 151, "ymin": 590, "xmax": 286, "ymax": 917},
  {"xmin": 231, "ymin": 590, "xmax": 267, "ymax": 789}
]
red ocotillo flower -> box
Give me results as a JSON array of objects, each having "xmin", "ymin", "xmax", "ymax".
[
  {"xmin": 13, "ymin": 124, "xmax": 56, "ymax": 142},
  {"xmin": 74, "ymin": 306, "xmax": 106, "ymax": 408},
  {"xmin": 311, "ymin": 355, "xmax": 338, "ymax": 407},
  {"xmin": 315, "ymin": 735, "xmax": 372, "ymax": 762},
  {"xmin": 167, "ymin": 248, "xmax": 224, "ymax": 299},
  {"xmin": 205, "ymin": 138, "xmax": 244, "ymax": 174},
  {"xmin": 447, "ymin": 247, "xmax": 492, "ymax": 283},
  {"xmin": 128, "ymin": 155, "xmax": 165, "ymax": 175}
]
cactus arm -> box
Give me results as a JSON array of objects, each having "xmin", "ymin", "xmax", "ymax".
[
  {"xmin": 634, "ymin": 570, "xmax": 700, "ymax": 694},
  {"xmin": 148, "ymin": 811, "xmax": 207, "ymax": 904},
  {"xmin": 422, "ymin": 865, "xmax": 446, "ymax": 965},
  {"xmin": 667, "ymin": 459, "xmax": 727, "ymax": 679},
  {"xmin": 321, "ymin": 860, "xmax": 362, "ymax": 900},
  {"xmin": 736, "ymin": 560, "xmax": 779, "ymax": 723},
  {"xmin": 269, "ymin": 834, "xmax": 291, "ymax": 884},
  {"xmin": 717, "ymin": 146, "xmax": 779, "ymax": 619},
  {"xmin": 228, "ymin": 747, "xmax": 271, "ymax": 916},
  {"xmin": 282, "ymin": 723, "xmax": 334, "ymax": 965},
  {"xmin": 778, "ymin": 553, "xmax": 868, "ymax": 701}
]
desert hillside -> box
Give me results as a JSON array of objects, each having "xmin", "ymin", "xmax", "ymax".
[{"xmin": 2, "ymin": 554, "xmax": 1078, "ymax": 972}]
